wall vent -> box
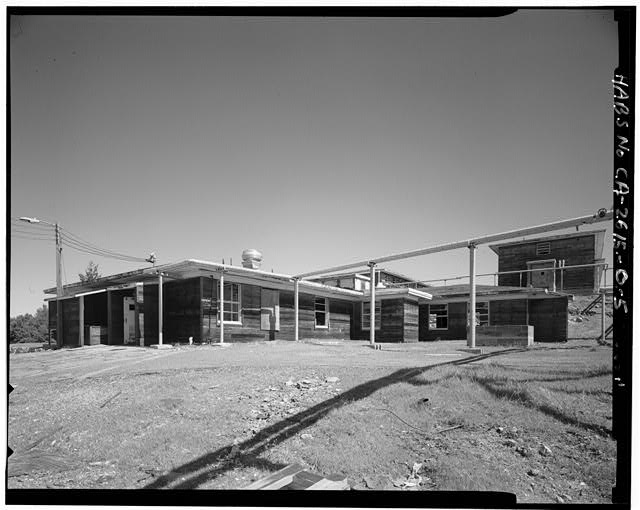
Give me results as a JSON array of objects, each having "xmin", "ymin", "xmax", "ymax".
[{"xmin": 536, "ymin": 242, "xmax": 551, "ymax": 256}]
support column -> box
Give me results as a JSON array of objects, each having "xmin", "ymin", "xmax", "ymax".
[
  {"xmin": 468, "ymin": 243, "xmax": 477, "ymax": 348},
  {"xmin": 219, "ymin": 271, "xmax": 224, "ymax": 344},
  {"xmin": 158, "ymin": 272, "xmax": 163, "ymax": 345},
  {"xmin": 294, "ymin": 278, "xmax": 300, "ymax": 341},
  {"xmin": 79, "ymin": 295, "xmax": 85, "ymax": 347},
  {"xmin": 369, "ymin": 262, "xmax": 376, "ymax": 345},
  {"xmin": 107, "ymin": 290, "xmax": 113, "ymax": 345},
  {"xmin": 601, "ymin": 288, "xmax": 606, "ymax": 342}
]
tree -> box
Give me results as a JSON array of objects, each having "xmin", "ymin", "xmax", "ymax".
[
  {"xmin": 79, "ymin": 260, "xmax": 101, "ymax": 283},
  {"xmin": 10, "ymin": 305, "xmax": 49, "ymax": 343}
]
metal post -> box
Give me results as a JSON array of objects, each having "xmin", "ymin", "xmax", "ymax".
[
  {"xmin": 519, "ymin": 271, "xmax": 523, "ymax": 287},
  {"xmin": 294, "ymin": 278, "xmax": 300, "ymax": 341},
  {"xmin": 79, "ymin": 295, "xmax": 84, "ymax": 347},
  {"xmin": 601, "ymin": 288, "xmax": 606, "ymax": 342},
  {"xmin": 158, "ymin": 272, "xmax": 163, "ymax": 345},
  {"xmin": 369, "ymin": 262, "xmax": 376, "ymax": 345},
  {"xmin": 468, "ymin": 243, "xmax": 477, "ymax": 348},
  {"xmin": 219, "ymin": 271, "xmax": 224, "ymax": 344},
  {"xmin": 55, "ymin": 223, "xmax": 62, "ymax": 347}
]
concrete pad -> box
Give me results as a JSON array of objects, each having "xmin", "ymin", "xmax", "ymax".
[
  {"xmin": 458, "ymin": 348, "xmax": 484, "ymax": 355},
  {"xmin": 149, "ymin": 344, "xmax": 174, "ymax": 350}
]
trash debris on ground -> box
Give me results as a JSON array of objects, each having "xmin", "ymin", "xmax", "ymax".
[
  {"xmin": 538, "ymin": 443, "xmax": 553, "ymax": 456},
  {"xmin": 391, "ymin": 462, "xmax": 424, "ymax": 490},
  {"xmin": 244, "ymin": 463, "xmax": 349, "ymax": 490}
]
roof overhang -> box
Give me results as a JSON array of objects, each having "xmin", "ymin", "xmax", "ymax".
[
  {"xmin": 44, "ymin": 259, "xmax": 366, "ymax": 302},
  {"xmin": 363, "ymin": 287, "xmax": 432, "ymax": 302},
  {"xmin": 428, "ymin": 288, "xmax": 572, "ymax": 303}
]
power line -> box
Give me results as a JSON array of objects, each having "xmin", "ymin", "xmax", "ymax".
[
  {"xmin": 61, "ymin": 235, "xmax": 146, "ymax": 262},
  {"xmin": 12, "ymin": 217, "xmax": 150, "ymax": 263},
  {"xmin": 10, "ymin": 234, "xmax": 55, "ymax": 242},
  {"xmin": 58, "ymin": 227, "xmax": 148, "ymax": 263}
]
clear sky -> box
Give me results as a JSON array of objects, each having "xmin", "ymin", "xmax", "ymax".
[{"xmin": 9, "ymin": 10, "xmax": 618, "ymax": 316}]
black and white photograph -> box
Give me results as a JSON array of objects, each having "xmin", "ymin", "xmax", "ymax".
[{"xmin": 6, "ymin": 6, "xmax": 634, "ymax": 506}]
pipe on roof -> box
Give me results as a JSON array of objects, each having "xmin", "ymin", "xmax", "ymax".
[{"xmin": 295, "ymin": 209, "xmax": 613, "ymax": 279}]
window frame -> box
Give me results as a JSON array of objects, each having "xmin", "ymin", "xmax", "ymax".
[
  {"xmin": 314, "ymin": 296, "xmax": 329, "ymax": 329},
  {"xmin": 362, "ymin": 300, "xmax": 381, "ymax": 331},
  {"xmin": 217, "ymin": 282, "xmax": 242, "ymax": 325},
  {"xmin": 428, "ymin": 303, "xmax": 449, "ymax": 330}
]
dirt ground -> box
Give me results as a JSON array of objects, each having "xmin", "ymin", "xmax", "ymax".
[{"xmin": 7, "ymin": 339, "xmax": 615, "ymax": 503}]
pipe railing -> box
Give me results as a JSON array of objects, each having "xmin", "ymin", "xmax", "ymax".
[{"xmin": 387, "ymin": 262, "xmax": 611, "ymax": 292}]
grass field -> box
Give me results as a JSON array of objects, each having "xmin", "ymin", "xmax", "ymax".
[{"xmin": 8, "ymin": 339, "xmax": 615, "ymax": 503}]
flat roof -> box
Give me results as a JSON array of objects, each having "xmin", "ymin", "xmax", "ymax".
[
  {"xmin": 45, "ymin": 259, "xmax": 366, "ymax": 301},
  {"xmin": 426, "ymin": 283, "xmax": 571, "ymax": 302}
]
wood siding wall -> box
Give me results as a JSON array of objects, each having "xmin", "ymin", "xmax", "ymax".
[
  {"xmin": 420, "ymin": 302, "xmax": 468, "ymax": 341},
  {"xmin": 403, "ymin": 301, "xmax": 419, "ymax": 342},
  {"xmin": 489, "ymin": 299, "xmax": 527, "ymax": 326},
  {"xmin": 164, "ymin": 278, "xmax": 201, "ymax": 343},
  {"xmin": 352, "ymin": 298, "xmax": 413, "ymax": 342},
  {"xmin": 528, "ymin": 297, "xmax": 568, "ymax": 342},
  {"xmin": 497, "ymin": 236, "xmax": 596, "ymax": 292},
  {"xmin": 420, "ymin": 298, "xmax": 568, "ymax": 342},
  {"xmin": 61, "ymin": 298, "xmax": 79, "ymax": 346},
  {"xmin": 200, "ymin": 277, "xmax": 353, "ymax": 342},
  {"xmin": 48, "ymin": 301, "xmax": 57, "ymax": 337},
  {"xmin": 143, "ymin": 285, "xmax": 159, "ymax": 346}
]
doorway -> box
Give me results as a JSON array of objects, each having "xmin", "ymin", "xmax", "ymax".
[{"xmin": 123, "ymin": 296, "xmax": 136, "ymax": 343}]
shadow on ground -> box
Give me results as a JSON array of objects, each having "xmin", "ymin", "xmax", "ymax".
[{"xmin": 143, "ymin": 346, "xmax": 608, "ymax": 489}]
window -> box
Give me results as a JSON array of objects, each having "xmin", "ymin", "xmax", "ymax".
[
  {"xmin": 315, "ymin": 297, "xmax": 329, "ymax": 328},
  {"xmin": 536, "ymin": 242, "xmax": 551, "ymax": 255},
  {"xmin": 467, "ymin": 301, "xmax": 489, "ymax": 326},
  {"xmin": 218, "ymin": 282, "xmax": 241, "ymax": 323},
  {"xmin": 362, "ymin": 301, "xmax": 381, "ymax": 330},
  {"xmin": 429, "ymin": 304, "xmax": 448, "ymax": 330}
]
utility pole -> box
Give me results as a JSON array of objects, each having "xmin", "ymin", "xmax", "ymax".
[
  {"xmin": 55, "ymin": 223, "xmax": 62, "ymax": 348},
  {"xmin": 20, "ymin": 217, "xmax": 63, "ymax": 347}
]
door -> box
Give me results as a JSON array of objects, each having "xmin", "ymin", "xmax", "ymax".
[
  {"xmin": 123, "ymin": 297, "xmax": 136, "ymax": 343},
  {"xmin": 527, "ymin": 259, "xmax": 556, "ymax": 290}
]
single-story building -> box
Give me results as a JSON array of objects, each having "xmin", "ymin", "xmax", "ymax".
[
  {"xmin": 45, "ymin": 249, "xmax": 576, "ymax": 346},
  {"xmin": 44, "ymin": 257, "xmax": 433, "ymax": 347},
  {"xmin": 420, "ymin": 284, "xmax": 572, "ymax": 343}
]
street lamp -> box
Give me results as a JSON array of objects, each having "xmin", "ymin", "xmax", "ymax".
[{"xmin": 19, "ymin": 216, "xmax": 62, "ymax": 348}]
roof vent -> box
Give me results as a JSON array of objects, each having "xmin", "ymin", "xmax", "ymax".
[{"xmin": 241, "ymin": 249, "xmax": 263, "ymax": 269}]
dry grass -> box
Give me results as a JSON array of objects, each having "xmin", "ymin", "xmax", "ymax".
[{"xmin": 8, "ymin": 340, "xmax": 615, "ymax": 503}]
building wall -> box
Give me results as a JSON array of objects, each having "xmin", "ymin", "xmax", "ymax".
[
  {"xmin": 489, "ymin": 299, "xmax": 527, "ymax": 326},
  {"xmin": 403, "ymin": 301, "xmax": 419, "ymax": 343},
  {"xmin": 420, "ymin": 297, "xmax": 568, "ymax": 343},
  {"xmin": 352, "ymin": 298, "xmax": 413, "ymax": 342},
  {"xmin": 528, "ymin": 297, "xmax": 568, "ymax": 342},
  {"xmin": 497, "ymin": 235, "xmax": 596, "ymax": 292},
  {"xmin": 164, "ymin": 278, "xmax": 201, "ymax": 343},
  {"xmin": 200, "ymin": 277, "xmax": 353, "ymax": 342},
  {"xmin": 48, "ymin": 301, "xmax": 57, "ymax": 342},
  {"xmin": 143, "ymin": 284, "xmax": 159, "ymax": 346},
  {"xmin": 420, "ymin": 301, "xmax": 468, "ymax": 341},
  {"xmin": 61, "ymin": 298, "xmax": 80, "ymax": 347}
]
